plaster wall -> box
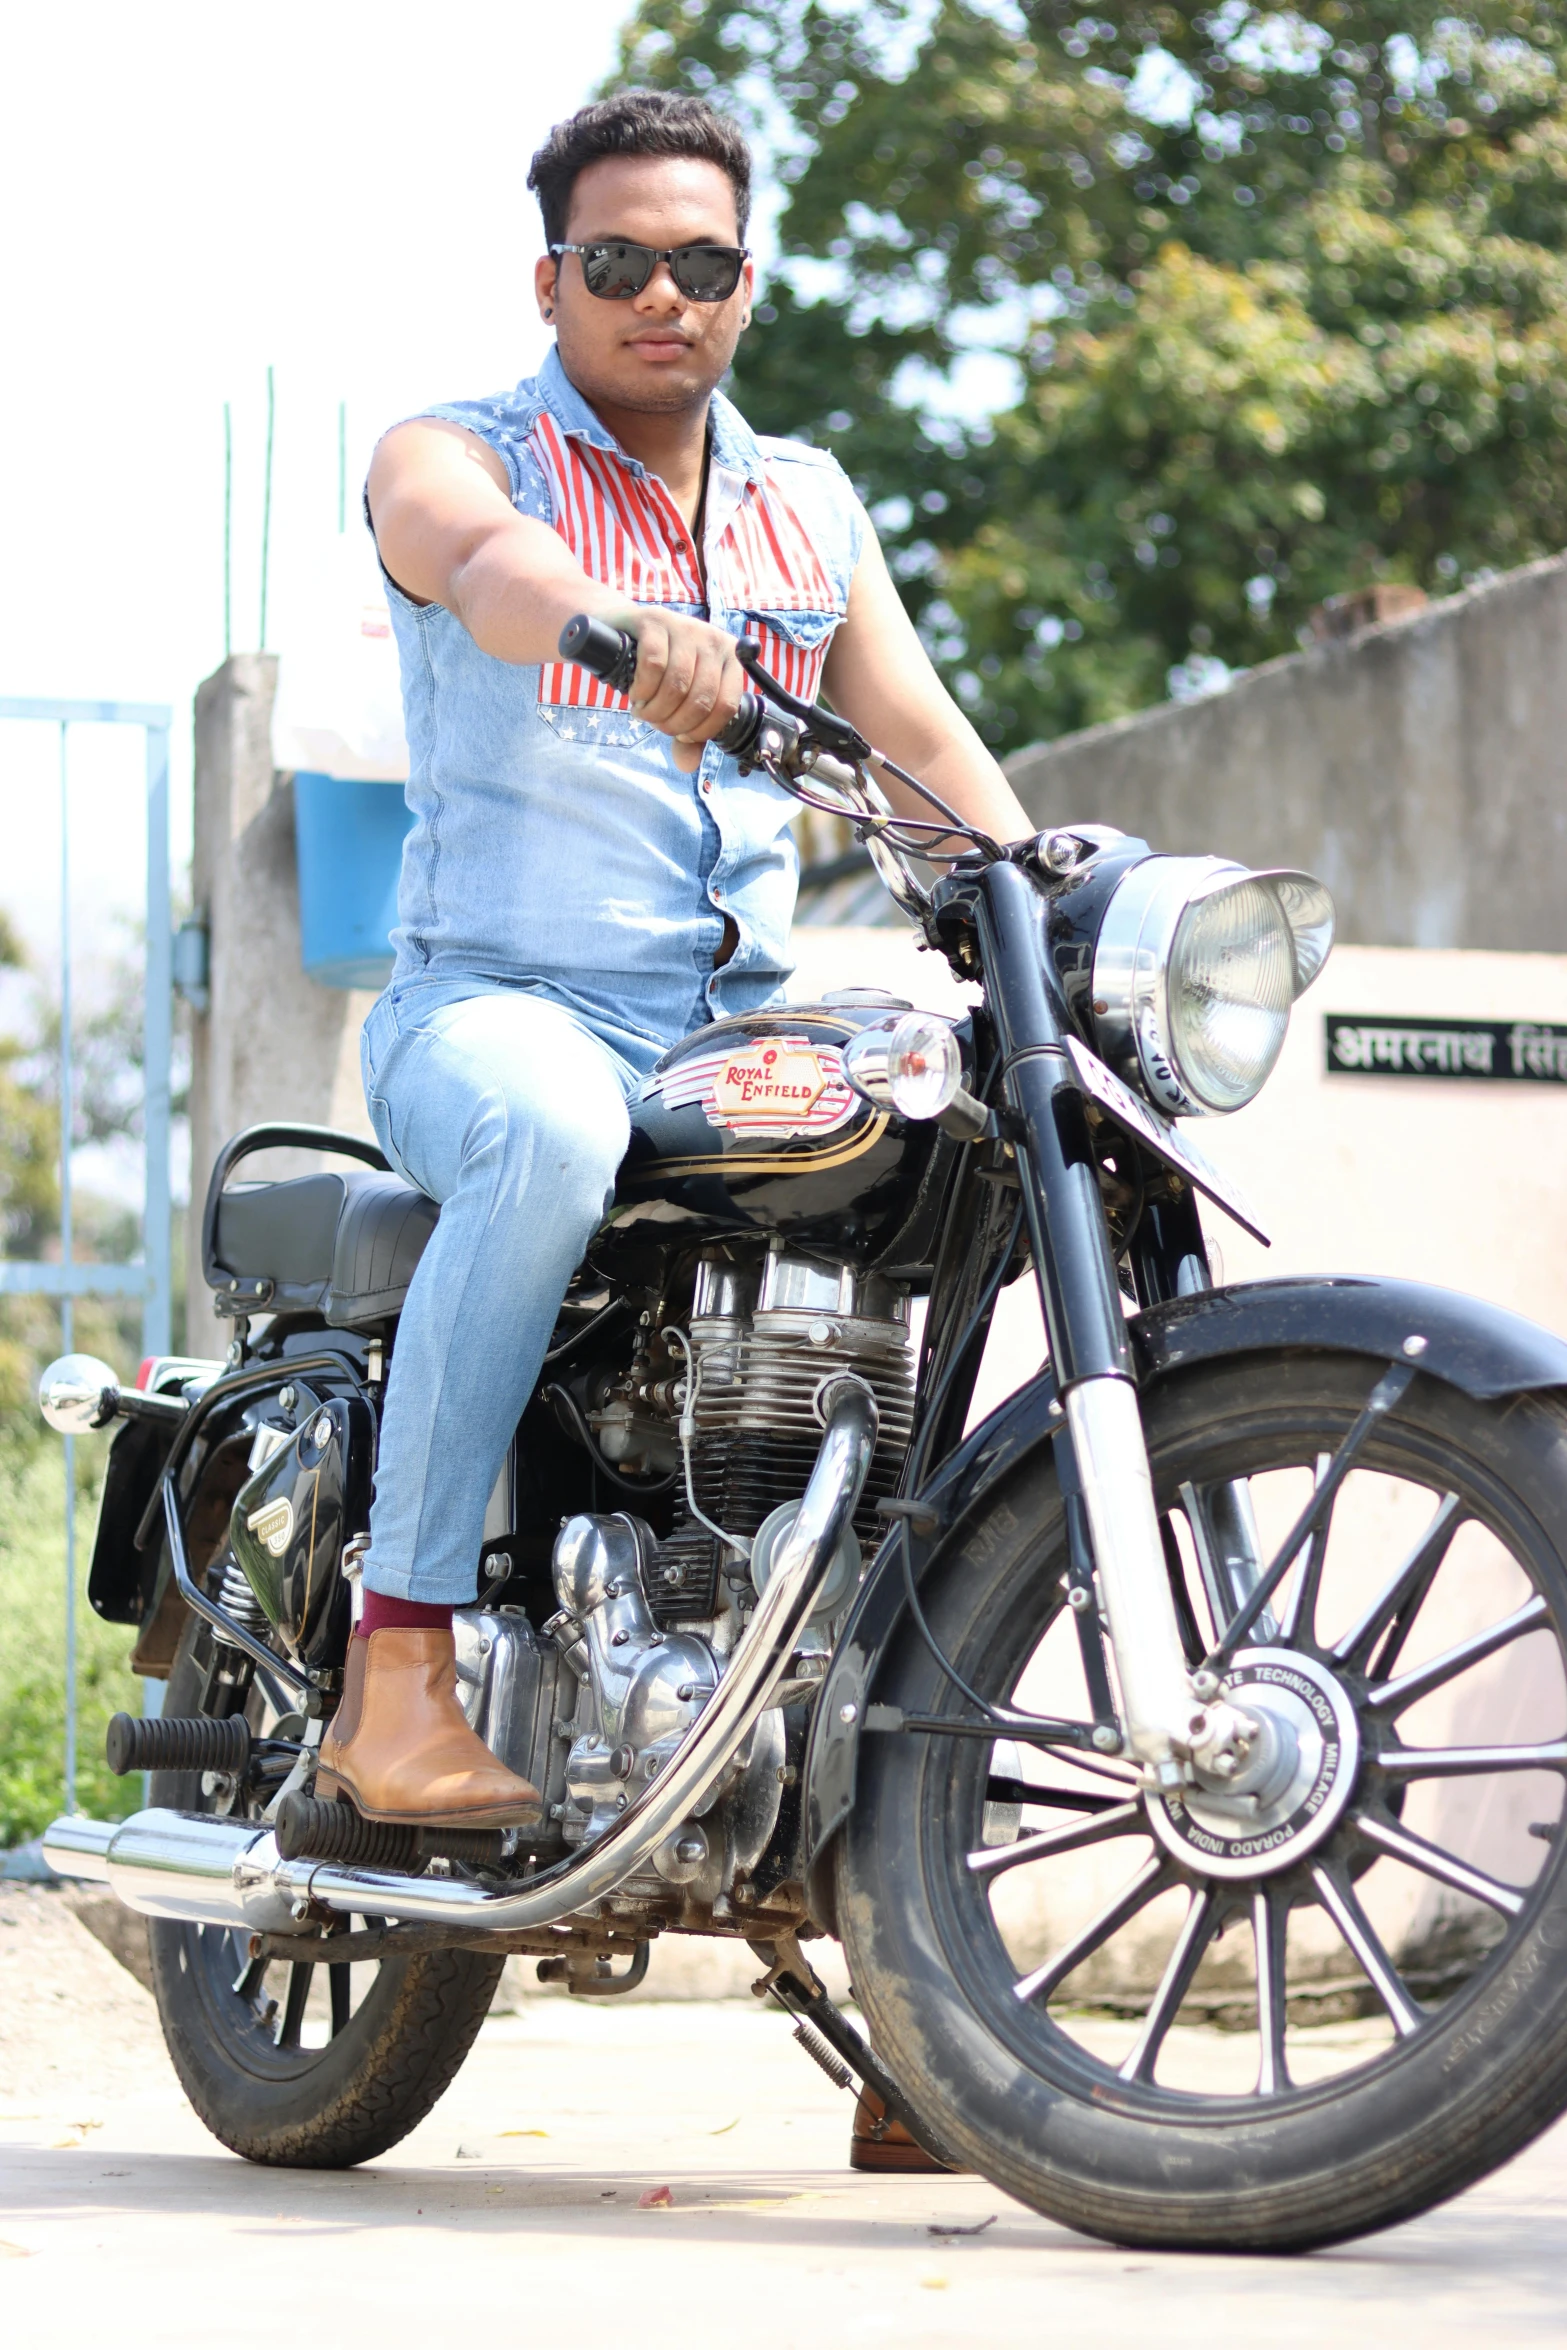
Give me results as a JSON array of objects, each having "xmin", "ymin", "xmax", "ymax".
[{"xmin": 1005, "ymin": 552, "xmax": 1567, "ymax": 953}]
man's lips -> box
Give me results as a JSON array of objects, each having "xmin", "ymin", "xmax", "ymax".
[{"xmin": 624, "ymin": 331, "xmax": 694, "ymax": 358}]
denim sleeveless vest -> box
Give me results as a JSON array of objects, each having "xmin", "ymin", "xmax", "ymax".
[{"xmin": 378, "ymin": 348, "xmax": 867, "ymax": 1053}]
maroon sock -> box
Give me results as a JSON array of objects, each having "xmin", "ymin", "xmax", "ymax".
[{"xmin": 357, "ymin": 1590, "xmax": 454, "ymax": 1641}]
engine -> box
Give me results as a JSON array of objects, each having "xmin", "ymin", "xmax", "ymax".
[
  {"xmin": 453, "ymin": 1241, "xmax": 915, "ymax": 1927},
  {"xmin": 598, "ymin": 1242, "xmax": 915, "ymax": 1627}
]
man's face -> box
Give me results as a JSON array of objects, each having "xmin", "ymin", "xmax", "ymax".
[{"xmin": 535, "ymin": 154, "xmax": 752, "ymax": 419}]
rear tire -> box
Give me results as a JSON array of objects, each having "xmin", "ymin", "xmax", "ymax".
[
  {"xmin": 147, "ymin": 1623, "xmax": 503, "ymax": 2168},
  {"xmin": 837, "ymin": 1351, "xmax": 1567, "ymax": 2249}
]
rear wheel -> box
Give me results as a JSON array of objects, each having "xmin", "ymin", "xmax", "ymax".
[
  {"xmin": 837, "ymin": 1351, "xmax": 1567, "ymax": 2249},
  {"xmin": 148, "ymin": 1617, "xmax": 503, "ymax": 2167}
]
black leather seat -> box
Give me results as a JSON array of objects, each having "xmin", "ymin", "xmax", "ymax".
[{"xmin": 203, "ymin": 1126, "xmax": 438, "ymax": 1327}]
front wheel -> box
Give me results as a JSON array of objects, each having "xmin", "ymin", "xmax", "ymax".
[
  {"xmin": 837, "ymin": 1350, "xmax": 1567, "ymax": 2250},
  {"xmin": 148, "ymin": 1618, "xmax": 504, "ymax": 2167}
]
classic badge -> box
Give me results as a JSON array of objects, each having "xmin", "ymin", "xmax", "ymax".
[
  {"xmin": 245, "ymin": 1496, "xmax": 295, "ymax": 1557},
  {"xmin": 655, "ymin": 1035, "xmax": 859, "ymax": 1139}
]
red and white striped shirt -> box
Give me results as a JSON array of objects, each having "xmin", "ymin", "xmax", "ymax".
[{"xmin": 530, "ymin": 408, "xmax": 842, "ymax": 711}]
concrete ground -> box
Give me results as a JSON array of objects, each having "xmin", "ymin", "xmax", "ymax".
[{"xmin": 4, "ymin": 1885, "xmax": 1567, "ymax": 2347}]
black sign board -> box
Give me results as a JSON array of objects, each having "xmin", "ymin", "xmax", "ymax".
[{"xmin": 1325, "ymin": 1015, "xmax": 1567, "ymax": 1084}]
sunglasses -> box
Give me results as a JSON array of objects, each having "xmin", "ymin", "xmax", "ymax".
[{"xmin": 550, "ymin": 240, "xmax": 750, "ymax": 304}]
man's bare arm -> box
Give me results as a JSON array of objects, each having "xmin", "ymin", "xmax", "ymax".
[
  {"xmin": 821, "ymin": 527, "xmax": 1033, "ymax": 845},
  {"xmin": 366, "ymin": 419, "xmax": 748, "ymax": 769}
]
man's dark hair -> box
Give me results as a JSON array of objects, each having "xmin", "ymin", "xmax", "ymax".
[{"xmin": 528, "ymin": 90, "xmax": 752, "ymax": 250}]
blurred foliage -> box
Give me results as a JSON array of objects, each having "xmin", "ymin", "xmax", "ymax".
[
  {"xmin": 0, "ymin": 1427, "xmax": 141, "ymax": 1844},
  {"xmin": 614, "ymin": 2, "xmax": 1567, "ymax": 746}
]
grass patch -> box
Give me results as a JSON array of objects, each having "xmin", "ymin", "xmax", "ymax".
[{"xmin": 0, "ymin": 1429, "xmax": 144, "ymax": 1845}]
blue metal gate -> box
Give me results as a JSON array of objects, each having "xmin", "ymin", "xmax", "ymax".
[{"xmin": 0, "ymin": 696, "xmax": 173, "ymax": 1811}]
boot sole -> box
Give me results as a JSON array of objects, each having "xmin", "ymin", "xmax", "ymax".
[{"xmin": 314, "ymin": 1768, "xmax": 542, "ymax": 1831}]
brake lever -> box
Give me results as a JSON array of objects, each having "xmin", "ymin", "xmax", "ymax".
[{"xmin": 735, "ymin": 638, "xmax": 872, "ymax": 763}]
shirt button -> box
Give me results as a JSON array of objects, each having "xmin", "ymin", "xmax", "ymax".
[
  {"xmin": 712, "ymin": 887, "xmax": 724, "ymax": 902},
  {"xmin": 700, "ymin": 778, "xmax": 712, "ymax": 794}
]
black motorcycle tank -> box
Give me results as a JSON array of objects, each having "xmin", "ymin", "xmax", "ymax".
[{"xmin": 601, "ymin": 1002, "xmax": 963, "ymax": 1268}]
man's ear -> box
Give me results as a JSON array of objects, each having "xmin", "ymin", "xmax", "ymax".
[{"xmin": 534, "ymin": 252, "xmax": 559, "ymax": 324}]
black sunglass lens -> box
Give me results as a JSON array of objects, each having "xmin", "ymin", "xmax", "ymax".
[
  {"xmin": 582, "ymin": 244, "xmax": 648, "ymax": 298},
  {"xmin": 672, "ymin": 246, "xmax": 743, "ymax": 301}
]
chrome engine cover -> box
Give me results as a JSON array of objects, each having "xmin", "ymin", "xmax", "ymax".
[{"xmin": 547, "ymin": 1512, "xmax": 786, "ymax": 1912}]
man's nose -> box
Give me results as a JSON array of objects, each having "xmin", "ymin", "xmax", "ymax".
[{"xmin": 633, "ymin": 259, "xmax": 687, "ymax": 311}]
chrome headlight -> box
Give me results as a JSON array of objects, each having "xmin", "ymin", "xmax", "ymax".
[{"xmin": 1090, "ymin": 858, "xmax": 1335, "ymax": 1116}]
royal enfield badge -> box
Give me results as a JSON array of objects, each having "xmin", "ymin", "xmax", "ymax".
[{"xmin": 656, "ymin": 1035, "xmax": 859, "ymax": 1139}]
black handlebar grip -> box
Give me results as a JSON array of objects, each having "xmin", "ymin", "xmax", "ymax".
[
  {"xmin": 559, "ymin": 613, "xmax": 769, "ymax": 760},
  {"xmin": 559, "ymin": 613, "xmax": 639, "ymax": 694}
]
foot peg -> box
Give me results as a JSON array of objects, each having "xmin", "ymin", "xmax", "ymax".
[
  {"xmin": 275, "ymin": 1791, "xmax": 508, "ymax": 1873},
  {"xmin": 105, "ymin": 1712, "xmax": 252, "ymax": 1778}
]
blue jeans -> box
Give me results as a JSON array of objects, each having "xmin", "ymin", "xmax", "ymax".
[{"xmin": 358, "ymin": 976, "xmax": 660, "ymax": 1603}]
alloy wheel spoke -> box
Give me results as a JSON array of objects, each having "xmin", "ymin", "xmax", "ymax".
[
  {"xmin": 1277, "ymin": 1455, "xmax": 1333, "ymax": 1648},
  {"xmin": 1118, "ymin": 1887, "xmax": 1221, "ymax": 2085},
  {"xmin": 1374, "ymin": 1739, "xmax": 1567, "ymax": 1779},
  {"xmin": 1310, "ymin": 1862, "xmax": 1422, "ymax": 2036},
  {"xmin": 275, "ymin": 1961, "xmax": 314, "ymax": 2049},
  {"xmin": 1368, "ymin": 1594, "xmax": 1549, "ymax": 1715},
  {"xmin": 1331, "ymin": 1492, "xmax": 1465, "ymax": 1674},
  {"xmin": 329, "ymin": 1963, "xmax": 352, "ymax": 2037},
  {"xmin": 1252, "ymin": 1887, "xmax": 1291, "ymax": 2096},
  {"xmin": 968, "ymin": 1799, "xmax": 1146, "ymax": 1882},
  {"xmin": 231, "ymin": 1942, "xmax": 268, "ymax": 2002},
  {"xmin": 1013, "ymin": 1855, "xmax": 1170, "ymax": 2007},
  {"xmin": 1354, "ymin": 1812, "xmax": 1525, "ymax": 1917}
]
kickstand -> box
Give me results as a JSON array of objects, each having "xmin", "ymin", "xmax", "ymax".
[{"xmin": 748, "ymin": 1935, "xmax": 959, "ymax": 2169}]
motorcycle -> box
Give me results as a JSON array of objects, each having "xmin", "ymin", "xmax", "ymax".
[{"xmin": 36, "ymin": 615, "xmax": 1567, "ymax": 2249}]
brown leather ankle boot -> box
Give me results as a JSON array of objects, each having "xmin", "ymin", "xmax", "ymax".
[
  {"xmin": 848, "ymin": 2085, "xmax": 965, "ymax": 2174},
  {"xmin": 316, "ymin": 1627, "xmax": 541, "ymax": 1828}
]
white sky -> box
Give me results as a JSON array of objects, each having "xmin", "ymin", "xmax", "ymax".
[{"xmin": 0, "ymin": 0, "xmax": 636, "ymax": 978}]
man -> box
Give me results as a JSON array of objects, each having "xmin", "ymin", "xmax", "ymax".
[{"xmin": 319, "ymin": 91, "xmax": 1030, "ymax": 1849}]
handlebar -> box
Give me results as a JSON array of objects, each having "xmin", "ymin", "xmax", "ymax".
[
  {"xmin": 555, "ymin": 613, "xmax": 993, "ymax": 912},
  {"xmin": 557, "ymin": 614, "xmax": 768, "ymax": 758}
]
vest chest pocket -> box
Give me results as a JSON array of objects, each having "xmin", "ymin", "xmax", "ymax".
[{"xmin": 739, "ymin": 606, "xmax": 843, "ymax": 706}]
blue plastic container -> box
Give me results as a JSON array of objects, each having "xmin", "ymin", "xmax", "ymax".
[{"xmin": 293, "ymin": 772, "xmax": 414, "ymax": 990}]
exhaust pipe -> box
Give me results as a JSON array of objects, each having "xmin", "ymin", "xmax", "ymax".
[
  {"xmin": 44, "ymin": 1376, "xmax": 879, "ymax": 1936},
  {"xmin": 43, "ymin": 1809, "xmax": 296, "ymax": 1932}
]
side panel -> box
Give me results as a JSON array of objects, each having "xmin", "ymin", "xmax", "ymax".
[{"xmin": 803, "ymin": 1272, "xmax": 1567, "ymax": 1870}]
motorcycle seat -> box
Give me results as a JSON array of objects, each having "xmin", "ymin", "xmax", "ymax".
[{"xmin": 202, "ymin": 1126, "xmax": 438, "ymax": 1326}]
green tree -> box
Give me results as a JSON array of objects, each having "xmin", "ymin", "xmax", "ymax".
[{"xmin": 614, "ymin": 3, "xmax": 1567, "ymax": 747}]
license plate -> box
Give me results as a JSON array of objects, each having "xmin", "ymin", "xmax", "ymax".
[{"xmin": 1062, "ymin": 1036, "xmax": 1270, "ymax": 1247}]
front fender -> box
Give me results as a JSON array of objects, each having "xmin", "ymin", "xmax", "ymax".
[{"xmin": 803, "ymin": 1273, "xmax": 1567, "ymax": 1880}]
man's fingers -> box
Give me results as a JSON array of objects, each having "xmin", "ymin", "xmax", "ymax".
[{"xmin": 625, "ymin": 617, "xmax": 750, "ymax": 748}]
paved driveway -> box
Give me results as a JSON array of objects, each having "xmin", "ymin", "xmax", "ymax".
[{"xmin": 3, "ymin": 1887, "xmax": 1566, "ymax": 2348}]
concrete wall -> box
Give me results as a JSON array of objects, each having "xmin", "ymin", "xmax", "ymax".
[
  {"xmin": 186, "ymin": 656, "xmax": 377, "ymax": 1346},
  {"xmin": 1006, "ymin": 551, "xmax": 1567, "ymax": 952}
]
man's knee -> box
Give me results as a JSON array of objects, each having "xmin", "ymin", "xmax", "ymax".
[{"xmin": 463, "ymin": 1070, "xmax": 629, "ymax": 1219}]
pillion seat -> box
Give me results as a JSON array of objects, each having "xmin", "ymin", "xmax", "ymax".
[{"xmin": 201, "ymin": 1125, "xmax": 439, "ymax": 1327}]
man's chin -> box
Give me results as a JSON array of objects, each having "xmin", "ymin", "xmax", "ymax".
[{"xmin": 563, "ymin": 352, "xmax": 720, "ymax": 420}]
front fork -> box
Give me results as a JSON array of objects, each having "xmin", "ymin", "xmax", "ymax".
[{"xmin": 977, "ymin": 863, "xmax": 1251, "ymax": 1780}]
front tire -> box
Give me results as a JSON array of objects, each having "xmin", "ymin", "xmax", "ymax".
[
  {"xmin": 147, "ymin": 1621, "xmax": 503, "ymax": 2168},
  {"xmin": 837, "ymin": 1350, "xmax": 1567, "ymax": 2249}
]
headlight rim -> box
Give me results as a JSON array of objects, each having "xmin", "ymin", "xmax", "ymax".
[{"xmin": 1089, "ymin": 856, "xmax": 1335, "ymax": 1118}]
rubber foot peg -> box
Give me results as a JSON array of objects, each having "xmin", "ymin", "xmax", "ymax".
[
  {"xmin": 275, "ymin": 1792, "xmax": 507, "ymax": 1873},
  {"xmin": 105, "ymin": 1711, "xmax": 252, "ymax": 1778}
]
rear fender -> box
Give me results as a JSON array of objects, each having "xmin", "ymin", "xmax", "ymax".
[{"xmin": 803, "ymin": 1273, "xmax": 1567, "ymax": 1880}]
